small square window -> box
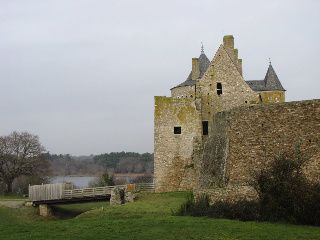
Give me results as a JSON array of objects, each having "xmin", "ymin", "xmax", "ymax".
[{"xmin": 174, "ymin": 126, "xmax": 181, "ymax": 134}]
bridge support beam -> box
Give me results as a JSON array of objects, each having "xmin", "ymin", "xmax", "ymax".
[{"xmin": 39, "ymin": 204, "xmax": 53, "ymax": 217}]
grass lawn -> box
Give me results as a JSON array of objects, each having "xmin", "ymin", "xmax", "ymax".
[
  {"xmin": 0, "ymin": 192, "xmax": 320, "ymax": 240},
  {"xmin": 0, "ymin": 194, "xmax": 26, "ymax": 200}
]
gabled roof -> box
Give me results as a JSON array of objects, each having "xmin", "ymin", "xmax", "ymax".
[
  {"xmin": 246, "ymin": 64, "xmax": 285, "ymax": 92},
  {"xmin": 171, "ymin": 52, "xmax": 210, "ymax": 90}
]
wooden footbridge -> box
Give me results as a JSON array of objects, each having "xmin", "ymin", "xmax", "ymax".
[{"xmin": 28, "ymin": 182, "xmax": 154, "ymax": 205}]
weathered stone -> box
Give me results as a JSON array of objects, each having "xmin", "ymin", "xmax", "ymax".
[
  {"xmin": 24, "ymin": 201, "xmax": 33, "ymax": 207},
  {"xmin": 195, "ymin": 99, "xmax": 320, "ymax": 202},
  {"xmin": 110, "ymin": 187, "xmax": 125, "ymax": 205},
  {"xmin": 171, "ymin": 85, "xmax": 195, "ymax": 99},
  {"xmin": 196, "ymin": 186, "xmax": 258, "ymax": 204},
  {"xmin": 125, "ymin": 192, "xmax": 135, "ymax": 203},
  {"xmin": 154, "ymin": 97, "xmax": 201, "ymax": 192},
  {"xmin": 39, "ymin": 204, "xmax": 52, "ymax": 217}
]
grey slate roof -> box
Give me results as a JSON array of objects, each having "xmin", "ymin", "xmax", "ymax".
[
  {"xmin": 246, "ymin": 64, "xmax": 285, "ymax": 92},
  {"xmin": 198, "ymin": 52, "xmax": 211, "ymax": 78},
  {"xmin": 171, "ymin": 72, "xmax": 196, "ymax": 89},
  {"xmin": 171, "ymin": 52, "xmax": 210, "ymax": 90}
]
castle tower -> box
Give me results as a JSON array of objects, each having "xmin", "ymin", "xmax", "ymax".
[{"xmin": 170, "ymin": 45, "xmax": 210, "ymax": 99}]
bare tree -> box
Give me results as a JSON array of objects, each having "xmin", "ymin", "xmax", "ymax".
[{"xmin": 0, "ymin": 131, "xmax": 46, "ymax": 193}]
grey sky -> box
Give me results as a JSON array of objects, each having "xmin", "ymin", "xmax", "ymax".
[{"xmin": 0, "ymin": 0, "xmax": 319, "ymax": 155}]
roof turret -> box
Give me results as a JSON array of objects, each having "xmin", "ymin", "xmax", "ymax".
[
  {"xmin": 246, "ymin": 63, "xmax": 285, "ymax": 92},
  {"xmin": 264, "ymin": 63, "xmax": 285, "ymax": 91},
  {"xmin": 171, "ymin": 45, "xmax": 210, "ymax": 90}
]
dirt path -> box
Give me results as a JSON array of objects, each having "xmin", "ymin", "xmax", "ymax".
[{"xmin": 0, "ymin": 200, "xmax": 26, "ymax": 208}]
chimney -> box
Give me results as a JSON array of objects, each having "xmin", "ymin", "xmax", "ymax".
[
  {"xmin": 223, "ymin": 35, "xmax": 234, "ymax": 49},
  {"xmin": 191, "ymin": 57, "xmax": 200, "ymax": 80},
  {"xmin": 233, "ymin": 49, "xmax": 238, "ymax": 59},
  {"xmin": 238, "ymin": 59, "xmax": 243, "ymax": 76},
  {"xmin": 223, "ymin": 35, "xmax": 243, "ymax": 76}
]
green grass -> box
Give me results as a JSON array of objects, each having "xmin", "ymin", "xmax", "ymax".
[
  {"xmin": 0, "ymin": 194, "xmax": 25, "ymax": 200},
  {"xmin": 0, "ymin": 192, "xmax": 320, "ymax": 240}
]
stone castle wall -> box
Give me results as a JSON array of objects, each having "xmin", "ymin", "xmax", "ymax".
[
  {"xmin": 154, "ymin": 96, "xmax": 202, "ymax": 192},
  {"xmin": 171, "ymin": 85, "xmax": 195, "ymax": 99},
  {"xmin": 196, "ymin": 44, "xmax": 259, "ymax": 131},
  {"xmin": 196, "ymin": 99, "xmax": 320, "ymax": 202},
  {"xmin": 258, "ymin": 90, "xmax": 285, "ymax": 103}
]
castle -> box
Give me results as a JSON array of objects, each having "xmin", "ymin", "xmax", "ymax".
[{"xmin": 154, "ymin": 35, "xmax": 320, "ymax": 201}]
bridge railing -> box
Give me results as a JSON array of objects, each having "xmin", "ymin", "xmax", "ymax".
[
  {"xmin": 136, "ymin": 182, "xmax": 155, "ymax": 192},
  {"xmin": 29, "ymin": 183, "xmax": 66, "ymax": 202},
  {"xmin": 63, "ymin": 185, "xmax": 126, "ymax": 199},
  {"xmin": 29, "ymin": 183, "xmax": 154, "ymax": 202}
]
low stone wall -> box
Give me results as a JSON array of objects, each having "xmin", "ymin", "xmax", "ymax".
[{"xmin": 196, "ymin": 185, "xmax": 257, "ymax": 203}]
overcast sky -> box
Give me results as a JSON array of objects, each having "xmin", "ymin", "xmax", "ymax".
[{"xmin": 0, "ymin": 0, "xmax": 319, "ymax": 155}]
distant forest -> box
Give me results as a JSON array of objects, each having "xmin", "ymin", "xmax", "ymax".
[{"xmin": 45, "ymin": 152, "xmax": 154, "ymax": 176}]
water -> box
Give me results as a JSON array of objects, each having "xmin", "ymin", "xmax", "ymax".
[{"xmin": 51, "ymin": 176, "xmax": 97, "ymax": 188}]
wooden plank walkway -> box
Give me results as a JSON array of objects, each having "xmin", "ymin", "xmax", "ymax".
[{"xmin": 29, "ymin": 183, "xmax": 154, "ymax": 204}]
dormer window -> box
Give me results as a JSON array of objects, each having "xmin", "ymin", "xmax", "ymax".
[{"xmin": 217, "ymin": 82, "xmax": 222, "ymax": 95}]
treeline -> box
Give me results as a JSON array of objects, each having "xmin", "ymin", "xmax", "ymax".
[
  {"xmin": 45, "ymin": 153, "xmax": 103, "ymax": 176},
  {"xmin": 46, "ymin": 151, "xmax": 154, "ymax": 176},
  {"xmin": 93, "ymin": 152, "xmax": 153, "ymax": 174}
]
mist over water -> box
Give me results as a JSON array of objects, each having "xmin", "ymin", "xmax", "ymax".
[{"xmin": 51, "ymin": 176, "xmax": 97, "ymax": 188}]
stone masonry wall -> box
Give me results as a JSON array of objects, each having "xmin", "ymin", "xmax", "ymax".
[
  {"xmin": 154, "ymin": 96, "xmax": 202, "ymax": 192},
  {"xmin": 171, "ymin": 85, "xmax": 195, "ymax": 99},
  {"xmin": 196, "ymin": 45, "xmax": 259, "ymax": 137},
  {"xmin": 259, "ymin": 90, "xmax": 285, "ymax": 103},
  {"xmin": 196, "ymin": 99, "xmax": 320, "ymax": 202}
]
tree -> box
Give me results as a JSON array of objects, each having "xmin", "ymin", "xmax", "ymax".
[
  {"xmin": 253, "ymin": 149, "xmax": 320, "ymax": 225},
  {"xmin": 89, "ymin": 170, "xmax": 114, "ymax": 187},
  {"xmin": 0, "ymin": 131, "xmax": 47, "ymax": 193}
]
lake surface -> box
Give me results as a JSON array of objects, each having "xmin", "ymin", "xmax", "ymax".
[{"xmin": 51, "ymin": 176, "xmax": 97, "ymax": 188}]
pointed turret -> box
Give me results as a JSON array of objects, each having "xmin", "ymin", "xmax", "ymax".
[
  {"xmin": 198, "ymin": 44, "xmax": 210, "ymax": 79},
  {"xmin": 264, "ymin": 63, "xmax": 285, "ymax": 91},
  {"xmin": 171, "ymin": 43, "xmax": 210, "ymax": 89},
  {"xmin": 246, "ymin": 63, "xmax": 285, "ymax": 92}
]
